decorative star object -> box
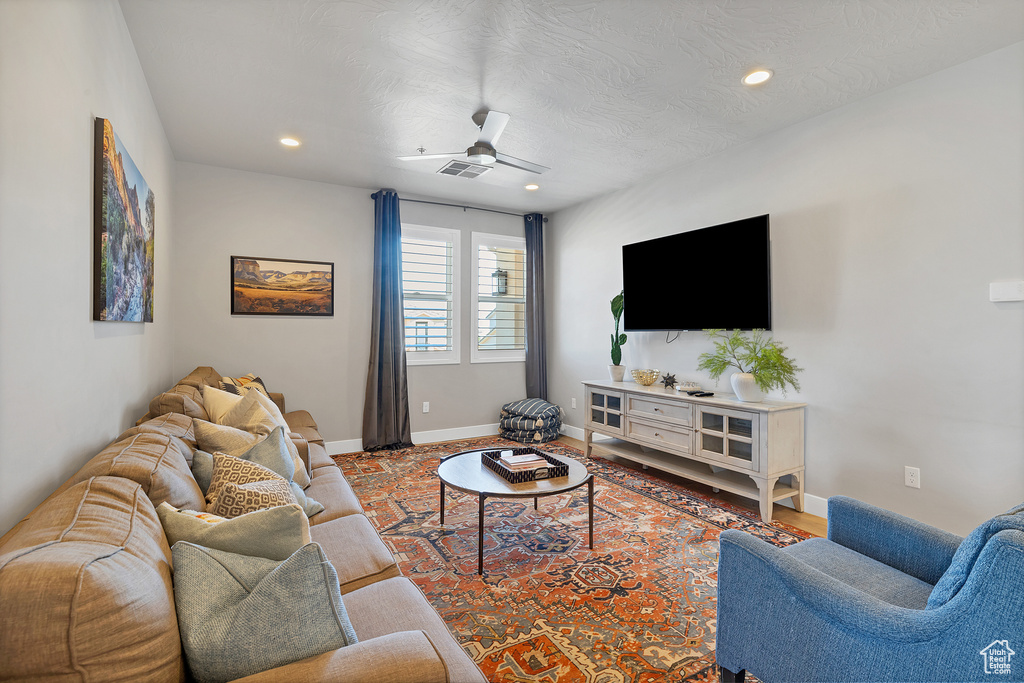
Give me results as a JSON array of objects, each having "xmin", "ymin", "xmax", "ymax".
[{"xmin": 660, "ymin": 373, "xmax": 677, "ymax": 389}]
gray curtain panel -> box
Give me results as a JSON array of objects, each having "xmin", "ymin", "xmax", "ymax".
[
  {"xmin": 524, "ymin": 213, "xmax": 547, "ymax": 400},
  {"xmin": 362, "ymin": 190, "xmax": 413, "ymax": 451}
]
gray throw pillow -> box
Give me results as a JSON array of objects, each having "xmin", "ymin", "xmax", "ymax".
[
  {"xmin": 191, "ymin": 450, "xmax": 214, "ymax": 494},
  {"xmin": 172, "ymin": 542, "xmax": 357, "ymax": 683}
]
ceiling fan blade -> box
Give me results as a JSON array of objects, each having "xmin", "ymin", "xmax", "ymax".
[
  {"xmin": 495, "ymin": 152, "xmax": 549, "ymax": 174},
  {"xmin": 396, "ymin": 152, "xmax": 462, "ymax": 161},
  {"xmin": 477, "ymin": 111, "xmax": 511, "ymax": 147}
]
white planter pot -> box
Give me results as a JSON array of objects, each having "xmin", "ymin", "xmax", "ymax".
[
  {"xmin": 731, "ymin": 372, "xmax": 765, "ymax": 402},
  {"xmin": 608, "ymin": 364, "xmax": 626, "ymax": 382}
]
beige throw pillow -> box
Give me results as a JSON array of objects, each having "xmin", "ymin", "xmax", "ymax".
[
  {"xmin": 202, "ymin": 385, "xmax": 245, "ymax": 424},
  {"xmin": 156, "ymin": 502, "xmax": 311, "ymax": 561},
  {"xmin": 194, "ymin": 420, "xmax": 260, "ymax": 456}
]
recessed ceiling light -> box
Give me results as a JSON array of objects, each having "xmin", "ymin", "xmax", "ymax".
[
  {"xmin": 742, "ymin": 69, "xmax": 772, "ymax": 86},
  {"xmin": 524, "ymin": 184, "xmax": 540, "ymax": 191},
  {"xmin": 280, "ymin": 137, "xmax": 301, "ymax": 147}
]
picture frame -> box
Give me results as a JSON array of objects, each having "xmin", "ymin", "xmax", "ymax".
[
  {"xmin": 93, "ymin": 117, "xmax": 155, "ymax": 322},
  {"xmin": 230, "ymin": 256, "xmax": 334, "ymax": 316}
]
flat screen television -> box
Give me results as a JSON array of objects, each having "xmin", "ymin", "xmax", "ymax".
[{"xmin": 622, "ymin": 215, "xmax": 771, "ymax": 331}]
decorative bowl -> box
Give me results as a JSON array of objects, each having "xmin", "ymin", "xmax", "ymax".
[{"xmin": 631, "ymin": 369, "xmax": 660, "ymax": 386}]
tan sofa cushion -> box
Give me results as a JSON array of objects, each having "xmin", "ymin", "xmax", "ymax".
[
  {"xmin": 310, "ymin": 514, "xmax": 401, "ymax": 593},
  {"xmin": 344, "ymin": 577, "xmax": 487, "ymax": 683},
  {"xmin": 118, "ymin": 412, "xmax": 197, "ymax": 450},
  {"xmin": 306, "ymin": 466, "xmax": 363, "ymax": 524},
  {"xmin": 0, "ymin": 476, "xmax": 183, "ymax": 682},
  {"xmin": 149, "ymin": 383, "xmax": 209, "ymax": 422},
  {"xmin": 68, "ymin": 432, "xmax": 207, "ymax": 511},
  {"xmin": 231, "ymin": 631, "xmax": 448, "ymax": 683},
  {"xmin": 308, "ymin": 441, "xmax": 335, "ymax": 469},
  {"xmin": 177, "ymin": 365, "xmax": 223, "ymax": 390}
]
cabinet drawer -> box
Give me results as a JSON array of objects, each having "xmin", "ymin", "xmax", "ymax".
[
  {"xmin": 627, "ymin": 395, "xmax": 692, "ymax": 427},
  {"xmin": 626, "ymin": 416, "xmax": 692, "ymax": 455}
]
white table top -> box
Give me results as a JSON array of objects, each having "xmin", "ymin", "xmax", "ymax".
[{"xmin": 438, "ymin": 449, "xmax": 590, "ymax": 498}]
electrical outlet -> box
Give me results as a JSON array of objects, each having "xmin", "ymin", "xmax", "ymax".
[
  {"xmin": 422, "ymin": 402, "xmax": 430, "ymax": 414},
  {"xmin": 905, "ymin": 466, "xmax": 921, "ymax": 489},
  {"xmin": 571, "ymin": 398, "xmax": 577, "ymax": 409}
]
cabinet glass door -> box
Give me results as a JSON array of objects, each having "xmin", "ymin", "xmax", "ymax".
[
  {"xmin": 697, "ymin": 408, "xmax": 758, "ymax": 470},
  {"xmin": 587, "ymin": 389, "xmax": 624, "ymax": 435}
]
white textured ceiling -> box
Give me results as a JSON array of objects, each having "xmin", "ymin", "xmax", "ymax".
[{"xmin": 119, "ymin": 0, "xmax": 1024, "ymax": 213}]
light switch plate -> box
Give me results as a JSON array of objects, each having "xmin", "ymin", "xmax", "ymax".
[{"xmin": 990, "ymin": 281, "xmax": 1024, "ymax": 302}]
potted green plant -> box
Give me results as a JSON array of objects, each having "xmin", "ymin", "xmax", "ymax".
[
  {"xmin": 609, "ymin": 290, "xmax": 627, "ymax": 381},
  {"xmin": 696, "ymin": 329, "xmax": 802, "ymax": 402}
]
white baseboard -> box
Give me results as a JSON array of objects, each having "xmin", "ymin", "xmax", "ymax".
[
  {"xmin": 558, "ymin": 423, "xmax": 828, "ymax": 520},
  {"xmin": 326, "ymin": 423, "xmax": 500, "ymax": 456}
]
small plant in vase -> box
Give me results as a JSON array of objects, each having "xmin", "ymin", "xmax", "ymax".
[
  {"xmin": 696, "ymin": 329, "xmax": 802, "ymax": 402},
  {"xmin": 609, "ymin": 290, "xmax": 627, "ymax": 381}
]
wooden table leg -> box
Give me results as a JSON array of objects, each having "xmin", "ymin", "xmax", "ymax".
[
  {"xmin": 534, "ymin": 497, "xmax": 538, "ymax": 510},
  {"xmin": 478, "ymin": 493, "xmax": 486, "ymax": 575},
  {"xmin": 440, "ymin": 481, "xmax": 446, "ymax": 525},
  {"xmin": 588, "ymin": 475, "xmax": 595, "ymax": 549}
]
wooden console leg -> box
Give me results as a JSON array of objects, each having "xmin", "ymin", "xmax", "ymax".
[
  {"xmin": 756, "ymin": 477, "xmax": 778, "ymax": 523},
  {"xmin": 583, "ymin": 428, "xmax": 593, "ymax": 459},
  {"xmin": 791, "ymin": 471, "xmax": 805, "ymax": 513}
]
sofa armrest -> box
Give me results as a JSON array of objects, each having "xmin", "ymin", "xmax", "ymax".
[
  {"xmin": 284, "ymin": 409, "xmax": 318, "ymax": 431},
  {"xmin": 826, "ymin": 496, "xmax": 962, "ymax": 585},
  {"xmin": 289, "ymin": 432, "xmax": 312, "ymax": 477},
  {"xmin": 230, "ymin": 631, "xmax": 448, "ymax": 683},
  {"xmin": 268, "ymin": 392, "xmax": 286, "ymax": 415}
]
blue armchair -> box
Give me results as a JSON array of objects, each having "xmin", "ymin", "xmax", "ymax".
[{"xmin": 716, "ymin": 496, "xmax": 1024, "ymax": 682}]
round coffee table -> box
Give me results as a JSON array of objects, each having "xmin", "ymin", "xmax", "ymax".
[{"xmin": 438, "ymin": 448, "xmax": 595, "ymax": 575}]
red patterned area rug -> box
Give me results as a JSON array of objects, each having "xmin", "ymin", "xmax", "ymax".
[{"xmin": 334, "ymin": 437, "xmax": 809, "ymax": 682}]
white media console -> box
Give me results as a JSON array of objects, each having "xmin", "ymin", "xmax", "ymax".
[{"xmin": 582, "ymin": 380, "xmax": 806, "ymax": 523}]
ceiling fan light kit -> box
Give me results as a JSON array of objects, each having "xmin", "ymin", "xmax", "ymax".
[{"xmin": 465, "ymin": 144, "xmax": 496, "ymax": 164}]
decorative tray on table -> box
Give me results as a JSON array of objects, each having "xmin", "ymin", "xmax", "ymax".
[{"xmin": 481, "ymin": 447, "xmax": 569, "ymax": 484}]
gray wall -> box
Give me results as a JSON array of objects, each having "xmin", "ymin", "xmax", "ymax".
[
  {"xmin": 171, "ymin": 166, "xmax": 527, "ymax": 447},
  {"xmin": 0, "ymin": 0, "xmax": 177, "ymax": 534},
  {"xmin": 547, "ymin": 42, "xmax": 1024, "ymax": 535}
]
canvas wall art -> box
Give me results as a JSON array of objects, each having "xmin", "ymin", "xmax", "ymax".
[
  {"xmin": 231, "ymin": 256, "xmax": 334, "ymax": 316},
  {"xmin": 93, "ymin": 118, "xmax": 155, "ymax": 322}
]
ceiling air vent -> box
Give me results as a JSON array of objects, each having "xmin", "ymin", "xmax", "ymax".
[{"xmin": 437, "ymin": 160, "xmax": 492, "ymax": 179}]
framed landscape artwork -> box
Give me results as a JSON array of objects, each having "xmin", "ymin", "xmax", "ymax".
[
  {"xmin": 231, "ymin": 256, "xmax": 334, "ymax": 316},
  {"xmin": 93, "ymin": 117, "xmax": 155, "ymax": 322}
]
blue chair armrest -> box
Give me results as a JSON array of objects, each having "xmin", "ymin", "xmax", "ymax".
[
  {"xmin": 719, "ymin": 530, "xmax": 956, "ymax": 642},
  {"xmin": 827, "ymin": 496, "xmax": 962, "ymax": 584}
]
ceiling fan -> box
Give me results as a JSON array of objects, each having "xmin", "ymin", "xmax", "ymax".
[{"xmin": 397, "ymin": 110, "xmax": 550, "ymax": 174}]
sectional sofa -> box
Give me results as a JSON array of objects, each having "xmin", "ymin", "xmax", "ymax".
[{"xmin": 0, "ymin": 367, "xmax": 485, "ymax": 682}]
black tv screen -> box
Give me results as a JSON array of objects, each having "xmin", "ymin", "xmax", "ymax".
[{"xmin": 622, "ymin": 215, "xmax": 771, "ymax": 331}]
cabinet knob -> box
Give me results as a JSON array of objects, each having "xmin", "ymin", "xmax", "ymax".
[
  {"xmin": 654, "ymin": 407, "xmax": 662, "ymax": 412},
  {"xmin": 654, "ymin": 432, "xmax": 661, "ymax": 437}
]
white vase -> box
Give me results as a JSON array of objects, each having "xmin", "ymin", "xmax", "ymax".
[
  {"xmin": 731, "ymin": 372, "xmax": 765, "ymax": 402},
  {"xmin": 608, "ymin": 364, "xmax": 626, "ymax": 382}
]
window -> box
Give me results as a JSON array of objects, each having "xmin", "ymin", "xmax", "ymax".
[
  {"xmin": 401, "ymin": 225, "xmax": 460, "ymax": 365},
  {"xmin": 471, "ymin": 232, "xmax": 526, "ymax": 363}
]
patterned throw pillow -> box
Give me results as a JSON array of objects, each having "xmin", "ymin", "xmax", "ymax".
[
  {"xmin": 208, "ymin": 479, "xmax": 297, "ymax": 518},
  {"xmin": 206, "ymin": 452, "xmax": 284, "ymax": 505},
  {"xmin": 220, "ymin": 374, "xmax": 269, "ymax": 397}
]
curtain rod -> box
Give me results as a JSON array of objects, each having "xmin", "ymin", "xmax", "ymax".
[{"xmin": 370, "ymin": 194, "xmax": 546, "ymax": 221}]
